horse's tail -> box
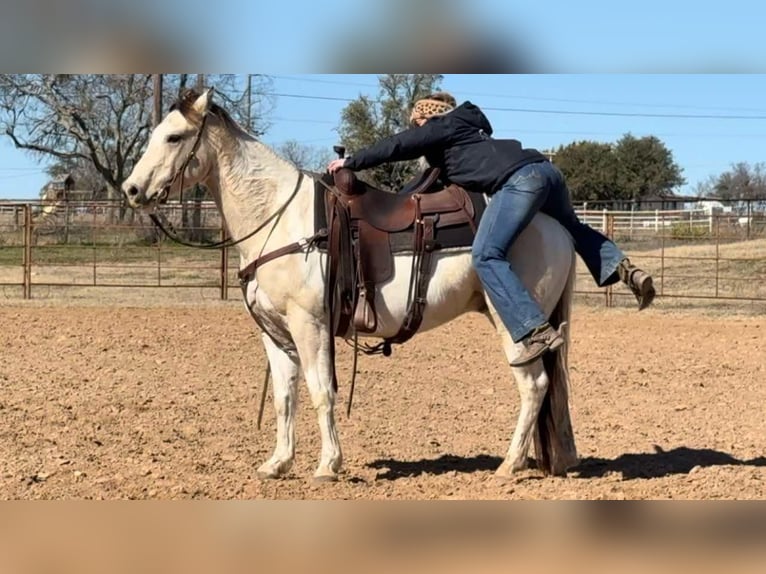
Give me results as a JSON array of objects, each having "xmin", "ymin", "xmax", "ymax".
[{"xmin": 534, "ymin": 250, "xmax": 578, "ymax": 476}]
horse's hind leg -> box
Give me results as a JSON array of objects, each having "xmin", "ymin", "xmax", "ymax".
[
  {"xmin": 256, "ymin": 334, "xmax": 300, "ymax": 479},
  {"xmin": 288, "ymin": 308, "xmax": 343, "ymax": 481},
  {"xmin": 491, "ymin": 317, "xmax": 551, "ymax": 478}
]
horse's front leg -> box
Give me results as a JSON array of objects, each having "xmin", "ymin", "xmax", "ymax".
[
  {"xmin": 256, "ymin": 333, "xmax": 300, "ymax": 479},
  {"xmin": 288, "ymin": 306, "xmax": 342, "ymax": 481}
]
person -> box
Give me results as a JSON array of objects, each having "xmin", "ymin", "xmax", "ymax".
[{"xmin": 327, "ymin": 92, "xmax": 655, "ymax": 367}]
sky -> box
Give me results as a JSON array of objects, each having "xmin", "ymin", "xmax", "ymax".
[
  {"xmin": 2, "ymin": 74, "xmax": 766, "ymax": 200},
  {"xmin": 3, "ymin": 0, "xmax": 766, "ymax": 73}
]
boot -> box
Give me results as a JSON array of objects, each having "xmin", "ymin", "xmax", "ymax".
[
  {"xmin": 618, "ymin": 259, "xmax": 656, "ymax": 311},
  {"xmin": 510, "ymin": 322, "xmax": 566, "ymax": 367}
]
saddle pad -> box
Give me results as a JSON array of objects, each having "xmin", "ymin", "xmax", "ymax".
[{"xmin": 313, "ymin": 175, "xmax": 487, "ymax": 252}]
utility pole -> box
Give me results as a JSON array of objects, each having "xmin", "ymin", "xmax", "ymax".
[
  {"xmin": 152, "ymin": 74, "xmax": 163, "ymax": 127},
  {"xmin": 246, "ymin": 73, "xmax": 252, "ymax": 133},
  {"xmin": 191, "ymin": 73, "xmax": 207, "ymax": 242}
]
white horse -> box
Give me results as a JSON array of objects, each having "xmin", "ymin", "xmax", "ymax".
[{"xmin": 123, "ymin": 89, "xmax": 578, "ymax": 482}]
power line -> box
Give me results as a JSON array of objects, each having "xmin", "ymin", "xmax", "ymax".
[
  {"xmin": 268, "ymin": 91, "xmax": 766, "ymax": 120},
  {"xmin": 483, "ymin": 106, "xmax": 766, "ymax": 120},
  {"xmin": 271, "ymin": 75, "xmax": 766, "ymax": 115}
]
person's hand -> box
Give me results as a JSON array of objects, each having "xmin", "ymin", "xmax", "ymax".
[{"xmin": 327, "ymin": 158, "xmax": 347, "ymax": 173}]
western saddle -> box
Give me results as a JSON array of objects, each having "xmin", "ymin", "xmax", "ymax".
[{"xmin": 324, "ymin": 167, "xmax": 478, "ymax": 353}]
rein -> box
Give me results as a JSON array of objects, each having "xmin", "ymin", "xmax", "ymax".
[{"xmin": 148, "ymin": 171, "xmax": 307, "ymax": 252}]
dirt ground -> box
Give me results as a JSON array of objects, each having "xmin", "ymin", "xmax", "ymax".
[{"xmin": 1, "ymin": 300, "xmax": 765, "ymax": 500}]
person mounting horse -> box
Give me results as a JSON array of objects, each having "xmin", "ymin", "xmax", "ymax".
[{"xmin": 328, "ymin": 92, "xmax": 656, "ymax": 367}]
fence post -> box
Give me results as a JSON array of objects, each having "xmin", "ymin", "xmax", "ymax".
[
  {"xmin": 655, "ymin": 209, "xmax": 659, "ymax": 232},
  {"xmin": 747, "ymin": 200, "xmax": 752, "ymax": 240},
  {"xmin": 602, "ymin": 208, "xmax": 608, "ymax": 233},
  {"xmin": 605, "ymin": 213, "xmax": 614, "ymax": 308},
  {"xmin": 660, "ymin": 212, "xmax": 665, "ymax": 297},
  {"xmin": 22, "ymin": 204, "xmax": 32, "ymax": 299},
  {"xmin": 715, "ymin": 216, "xmax": 720, "ymax": 298}
]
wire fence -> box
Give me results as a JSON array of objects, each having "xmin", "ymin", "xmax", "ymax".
[{"xmin": 1, "ymin": 199, "xmax": 765, "ymax": 309}]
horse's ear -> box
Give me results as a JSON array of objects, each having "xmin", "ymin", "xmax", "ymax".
[{"xmin": 191, "ymin": 88, "xmax": 215, "ymax": 118}]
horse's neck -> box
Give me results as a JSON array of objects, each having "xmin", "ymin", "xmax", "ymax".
[{"xmin": 205, "ymin": 134, "xmax": 312, "ymax": 266}]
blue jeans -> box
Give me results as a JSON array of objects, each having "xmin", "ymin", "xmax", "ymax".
[{"xmin": 472, "ymin": 161, "xmax": 625, "ymax": 343}]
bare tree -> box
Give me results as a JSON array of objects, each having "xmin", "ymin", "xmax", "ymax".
[
  {"xmin": 277, "ymin": 139, "xmax": 336, "ymax": 172},
  {"xmin": 0, "ymin": 75, "xmax": 155, "ymax": 208},
  {"xmin": 161, "ymin": 74, "xmax": 274, "ymax": 136}
]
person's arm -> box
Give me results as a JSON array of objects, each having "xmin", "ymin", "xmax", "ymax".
[{"xmin": 343, "ymin": 120, "xmax": 453, "ymax": 171}]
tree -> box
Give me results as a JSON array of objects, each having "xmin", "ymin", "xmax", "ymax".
[
  {"xmin": 277, "ymin": 139, "xmax": 336, "ymax": 172},
  {"xmin": 0, "ymin": 74, "xmax": 155, "ymax": 208},
  {"xmin": 553, "ymin": 134, "xmax": 685, "ymax": 203},
  {"xmin": 710, "ymin": 162, "xmax": 766, "ymax": 201},
  {"xmin": 613, "ymin": 134, "xmax": 685, "ymax": 199},
  {"xmin": 166, "ymin": 74, "xmax": 273, "ymax": 137},
  {"xmin": 693, "ymin": 174, "xmax": 718, "ymax": 197},
  {"xmin": 553, "ymin": 141, "xmax": 626, "ymax": 202},
  {"xmin": 0, "ymin": 74, "xmax": 274, "ymax": 211},
  {"xmin": 338, "ymin": 74, "xmax": 443, "ymax": 191}
]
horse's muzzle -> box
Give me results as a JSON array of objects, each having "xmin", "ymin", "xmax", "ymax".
[{"xmin": 123, "ymin": 184, "xmax": 145, "ymax": 208}]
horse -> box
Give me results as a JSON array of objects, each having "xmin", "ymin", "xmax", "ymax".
[{"xmin": 122, "ymin": 88, "xmax": 579, "ymax": 482}]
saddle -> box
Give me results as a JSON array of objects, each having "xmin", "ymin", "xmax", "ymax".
[{"xmin": 323, "ymin": 167, "xmax": 479, "ymax": 350}]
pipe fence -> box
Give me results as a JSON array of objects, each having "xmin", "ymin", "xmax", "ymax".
[{"xmin": 1, "ymin": 199, "xmax": 765, "ymax": 308}]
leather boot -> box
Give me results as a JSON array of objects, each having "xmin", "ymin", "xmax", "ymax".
[
  {"xmin": 618, "ymin": 259, "xmax": 656, "ymax": 310},
  {"xmin": 510, "ymin": 322, "xmax": 566, "ymax": 367}
]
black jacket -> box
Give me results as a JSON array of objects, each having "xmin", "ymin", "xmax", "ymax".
[{"xmin": 343, "ymin": 101, "xmax": 547, "ymax": 194}]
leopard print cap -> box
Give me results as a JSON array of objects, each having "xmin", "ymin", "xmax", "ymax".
[{"xmin": 409, "ymin": 97, "xmax": 455, "ymax": 124}]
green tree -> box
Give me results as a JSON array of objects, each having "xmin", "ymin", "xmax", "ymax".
[
  {"xmin": 613, "ymin": 134, "xmax": 685, "ymax": 199},
  {"xmin": 338, "ymin": 74, "xmax": 443, "ymax": 191},
  {"xmin": 553, "ymin": 141, "xmax": 625, "ymax": 201}
]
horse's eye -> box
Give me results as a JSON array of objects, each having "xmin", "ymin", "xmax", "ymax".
[{"xmin": 166, "ymin": 134, "xmax": 182, "ymax": 144}]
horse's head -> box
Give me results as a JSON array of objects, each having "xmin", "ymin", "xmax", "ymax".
[{"xmin": 123, "ymin": 88, "xmax": 215, "ymax": 208}]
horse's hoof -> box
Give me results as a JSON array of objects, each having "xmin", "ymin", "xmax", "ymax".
[
  {"xmin": 494, "ymin": 461, "xmax": 520, "ymax": 479},
  {"xmin": 312, "ymin": 473, "xmax": 338, "ymax": 484},
  {"xmin": 256, "ymin": 462, "xmax": 290, "ymax": 480},
  {"xmin": 256, "ymin": 470, "xmax": 280, "ymax": 480}
]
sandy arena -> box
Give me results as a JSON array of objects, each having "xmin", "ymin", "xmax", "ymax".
[{"xmin": 0, "ymin": 300, "xmax": 764, "ymax": 499}]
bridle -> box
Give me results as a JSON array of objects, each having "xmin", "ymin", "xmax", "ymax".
[
  {"xmin": 155, "ymin": 111, "xmax": 209, "ymax": 208},
  {"xmin": 146, "ymin": 111, "xmax": 316, "ymax": 253}
]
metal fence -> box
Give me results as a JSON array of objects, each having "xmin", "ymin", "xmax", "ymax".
[
  {"xmin": 1, "ymin": 199, "xmax": 765, "ymax": 307},
  {"xmin": 0, "ymin": 200, "xmax": 235, "ymax": 300}
]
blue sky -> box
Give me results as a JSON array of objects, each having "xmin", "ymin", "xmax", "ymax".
[
  {"xmin": 2, "ymin": 74, "xmax": 766, "ymax": 199},
  {"xmin": 195, "ymin": 0, "xmax": 766, "ymax": 72}
]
